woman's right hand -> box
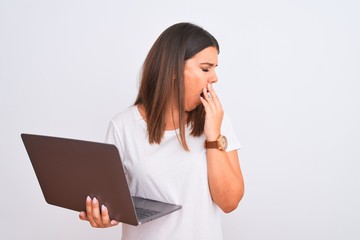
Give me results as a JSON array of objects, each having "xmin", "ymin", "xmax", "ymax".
[{"xmin": 79, "ymin": 196, "xmax": 119, "ymax": 228}]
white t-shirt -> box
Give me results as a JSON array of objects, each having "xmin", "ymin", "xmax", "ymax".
[{"xmin": 105, "ymin": 106, "xmax": 241, "ymax": 240}]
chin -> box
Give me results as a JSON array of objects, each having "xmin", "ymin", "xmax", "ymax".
[
  {"xmin": 184, "ymin": 106, "xmax": 194, "ymax": 112},
  {"xmin": 185, "ymin": 103, "xmax": 201, "ymax": 112}
]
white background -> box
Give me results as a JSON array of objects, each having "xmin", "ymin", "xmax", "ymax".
[{"xmin": 1, "ymin": 0, "xmax": 359, "ymax": 239}]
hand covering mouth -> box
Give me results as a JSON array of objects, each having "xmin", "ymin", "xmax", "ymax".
[{"xmin": 200, "ymin": 91, "xmax": 211, "ymax": 99}]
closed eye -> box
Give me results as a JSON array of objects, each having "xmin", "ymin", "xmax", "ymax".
[{"xmin": 200, "ymin": 62, "xmax": 217, "ymax": 73}]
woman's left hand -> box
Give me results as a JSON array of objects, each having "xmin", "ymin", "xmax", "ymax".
[{"xmin": 200, "ymin": 83, "xmax": 224, "ymax": 140}]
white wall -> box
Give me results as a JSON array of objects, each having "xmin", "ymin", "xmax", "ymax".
[{"xmin": 1, "ymin": 0, "xmax": 359, "ymax": 239}]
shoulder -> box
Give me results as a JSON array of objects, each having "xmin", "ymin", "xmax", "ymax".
[
  {"xmin": 105, "ymin": 105, "xmax": 146, "ymax": 145},
  {"xmin": 111, "ymin": 106, "xmax": 135, "ymax": 123},
  {"xmin": 109, "ymin": 105, "xmax": 146, "ymax": 132}
]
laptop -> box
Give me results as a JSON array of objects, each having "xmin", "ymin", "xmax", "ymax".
[{"xmin": 21, "ymin": 133, "xmax": 182, "ymax": 226}]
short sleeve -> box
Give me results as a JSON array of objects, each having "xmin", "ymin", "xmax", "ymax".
[
  {"xmin": 105, "ymin": 120, "xmax": 125, "ymax": 161},
  {"xmin": 221, "ymin": 113, "xmax": 241, "ymax": 152}
]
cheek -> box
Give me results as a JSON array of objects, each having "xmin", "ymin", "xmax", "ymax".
[
  {"xmin": 184, "ymin": 71, "xmax": 196, "ymax": 93},
  {"xmin": 184, "ymin": 68, "xmax": 195, "ymax": 82},
  {"xmin": 185, "ymin": 71, "xmax": 206, "ymax": 90},
  {"xmin": 183, "ymin": 71, "xmax": 205, "ymax": 111},
  {"xmin": 185, "ymin": 80, "xmax": 203, "ymax": 98}
]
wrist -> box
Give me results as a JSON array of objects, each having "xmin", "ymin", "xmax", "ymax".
[
  {"xmin": 205, "ymin": 131, "xmax": 220, "ymax": 141},
  {"xmin": 204, "ymin": 134, "xmax": 228, "ymax": 151},
  {"xmin": 206, "ymin": 137, "xmax": 218, "ymax": 141}
]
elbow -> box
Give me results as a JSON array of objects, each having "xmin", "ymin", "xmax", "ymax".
[
  {"xmin": 220, "ymin": 201, "xmax": 239, "ymax": 213},
  {"xmin": 218, "ymin": 189, "xmax": 245, "ymax": 214}
]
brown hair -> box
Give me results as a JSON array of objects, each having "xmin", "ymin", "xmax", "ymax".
[{"xmin": 134, "ymin": 22, "xmax": 220, "ymax": 151}]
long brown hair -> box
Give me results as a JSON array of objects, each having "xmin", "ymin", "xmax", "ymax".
[{"xmin": 134, "ymin": 22, "xmax": 220, "ymax": 151}]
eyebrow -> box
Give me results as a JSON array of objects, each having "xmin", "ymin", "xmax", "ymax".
[{"xmin": 200, "ymin": 62, "xmax": 218, "ymax": 67}]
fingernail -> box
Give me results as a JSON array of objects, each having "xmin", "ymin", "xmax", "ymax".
[
  {"xmin": 101, "ymin": 205, "xmax": 107, "ymax": 211},
  {"xmin": 86, "ymin": 196, "xmax": 91, "ymax": 202},
  {"xmin": 111, "ymin": 220, "xmax": 118, "ymax": 225},
  {"xmin": 93, "ymin": 197, "xmax": 98, "ymax": 204}
]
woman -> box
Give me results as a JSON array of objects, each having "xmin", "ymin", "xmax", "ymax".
[{"xmin": 79, "ymin": 22, "xmax": 244, "ymax": 239}]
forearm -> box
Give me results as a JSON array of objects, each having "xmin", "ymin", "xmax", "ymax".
[
  {"xmin": 206, "ymin": 149, "xmax": 244, "ymax": 213},
  {"xmin": 200, "ymin": 84, "xmax": 244, "ymax": 212}
]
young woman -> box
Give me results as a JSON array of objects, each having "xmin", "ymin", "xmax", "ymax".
[{"xmin": 79, "ymin": 22, "xmax": 244, "ymax": 240}]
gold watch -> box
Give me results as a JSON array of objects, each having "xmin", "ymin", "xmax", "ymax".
[{"xmin": 204, "ymin": 135, "xmax": 228, "ymax": 151}]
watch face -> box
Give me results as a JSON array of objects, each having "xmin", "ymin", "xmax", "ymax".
[{"xmin": 220, "ymin": 136, "xmax": 228, "ymax": 150}]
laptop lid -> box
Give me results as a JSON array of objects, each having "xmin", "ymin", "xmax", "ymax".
[{"xmin": 21, "ymin": 133, "xmax": 181, "ymax": 226}]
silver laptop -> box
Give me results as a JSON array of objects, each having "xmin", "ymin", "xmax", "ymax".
[{"xmin": 21, "ymin": 133, "xmax": 181, "ymax": 226}]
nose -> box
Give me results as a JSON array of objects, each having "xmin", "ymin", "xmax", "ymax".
[{"xmin": 208, "ymin": 70, "xmax": 218, "ymax": 84}]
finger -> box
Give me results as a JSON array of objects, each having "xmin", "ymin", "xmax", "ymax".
[
  {"xmin": 207, "ymin": 84, "xmax": 222, "ymax": 108},
  {"xmin": 91, "ymin": 197, "xmax": 102, "ymax": 226},
  {"xmin": 85, "ymin": 196, "xmax": 95, "ymax": 224},
  {"xmin": 200, "ymin": 95, "xmax": 211, "ymax": 112},
  {"xmin": 203, "ymin": 87, "xmax": 212, "ymax": 101},
  {"xmin": 202, "ymin": 88, "xmax": 215, "ymax": 110},
  {"xmin": 79, "ymin": 211, "xmax": 88, "ymax": 221},
  {"xmin": 100, "ymin": 205, "xmax": 119, "ymax": 226},
  {"xmin": 101, "ymin": 205, "xmax": 111, "ymax": 226},
  {"xmin": 207, "ymin": 83, "xmax": 216, "ymax": 100},
  {"xmin": 110, "ymin": 220, "xmax": 120, "ymax": 226}
]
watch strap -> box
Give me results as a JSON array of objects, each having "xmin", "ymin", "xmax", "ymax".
[{"xmin": 204, "ymin": 140, "xmax": 219, "ymax": 149}]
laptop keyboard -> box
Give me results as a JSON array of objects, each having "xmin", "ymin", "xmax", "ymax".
[{"xmin": 135, "ymin": 207, "xmax": 161, "ymax": 219}]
